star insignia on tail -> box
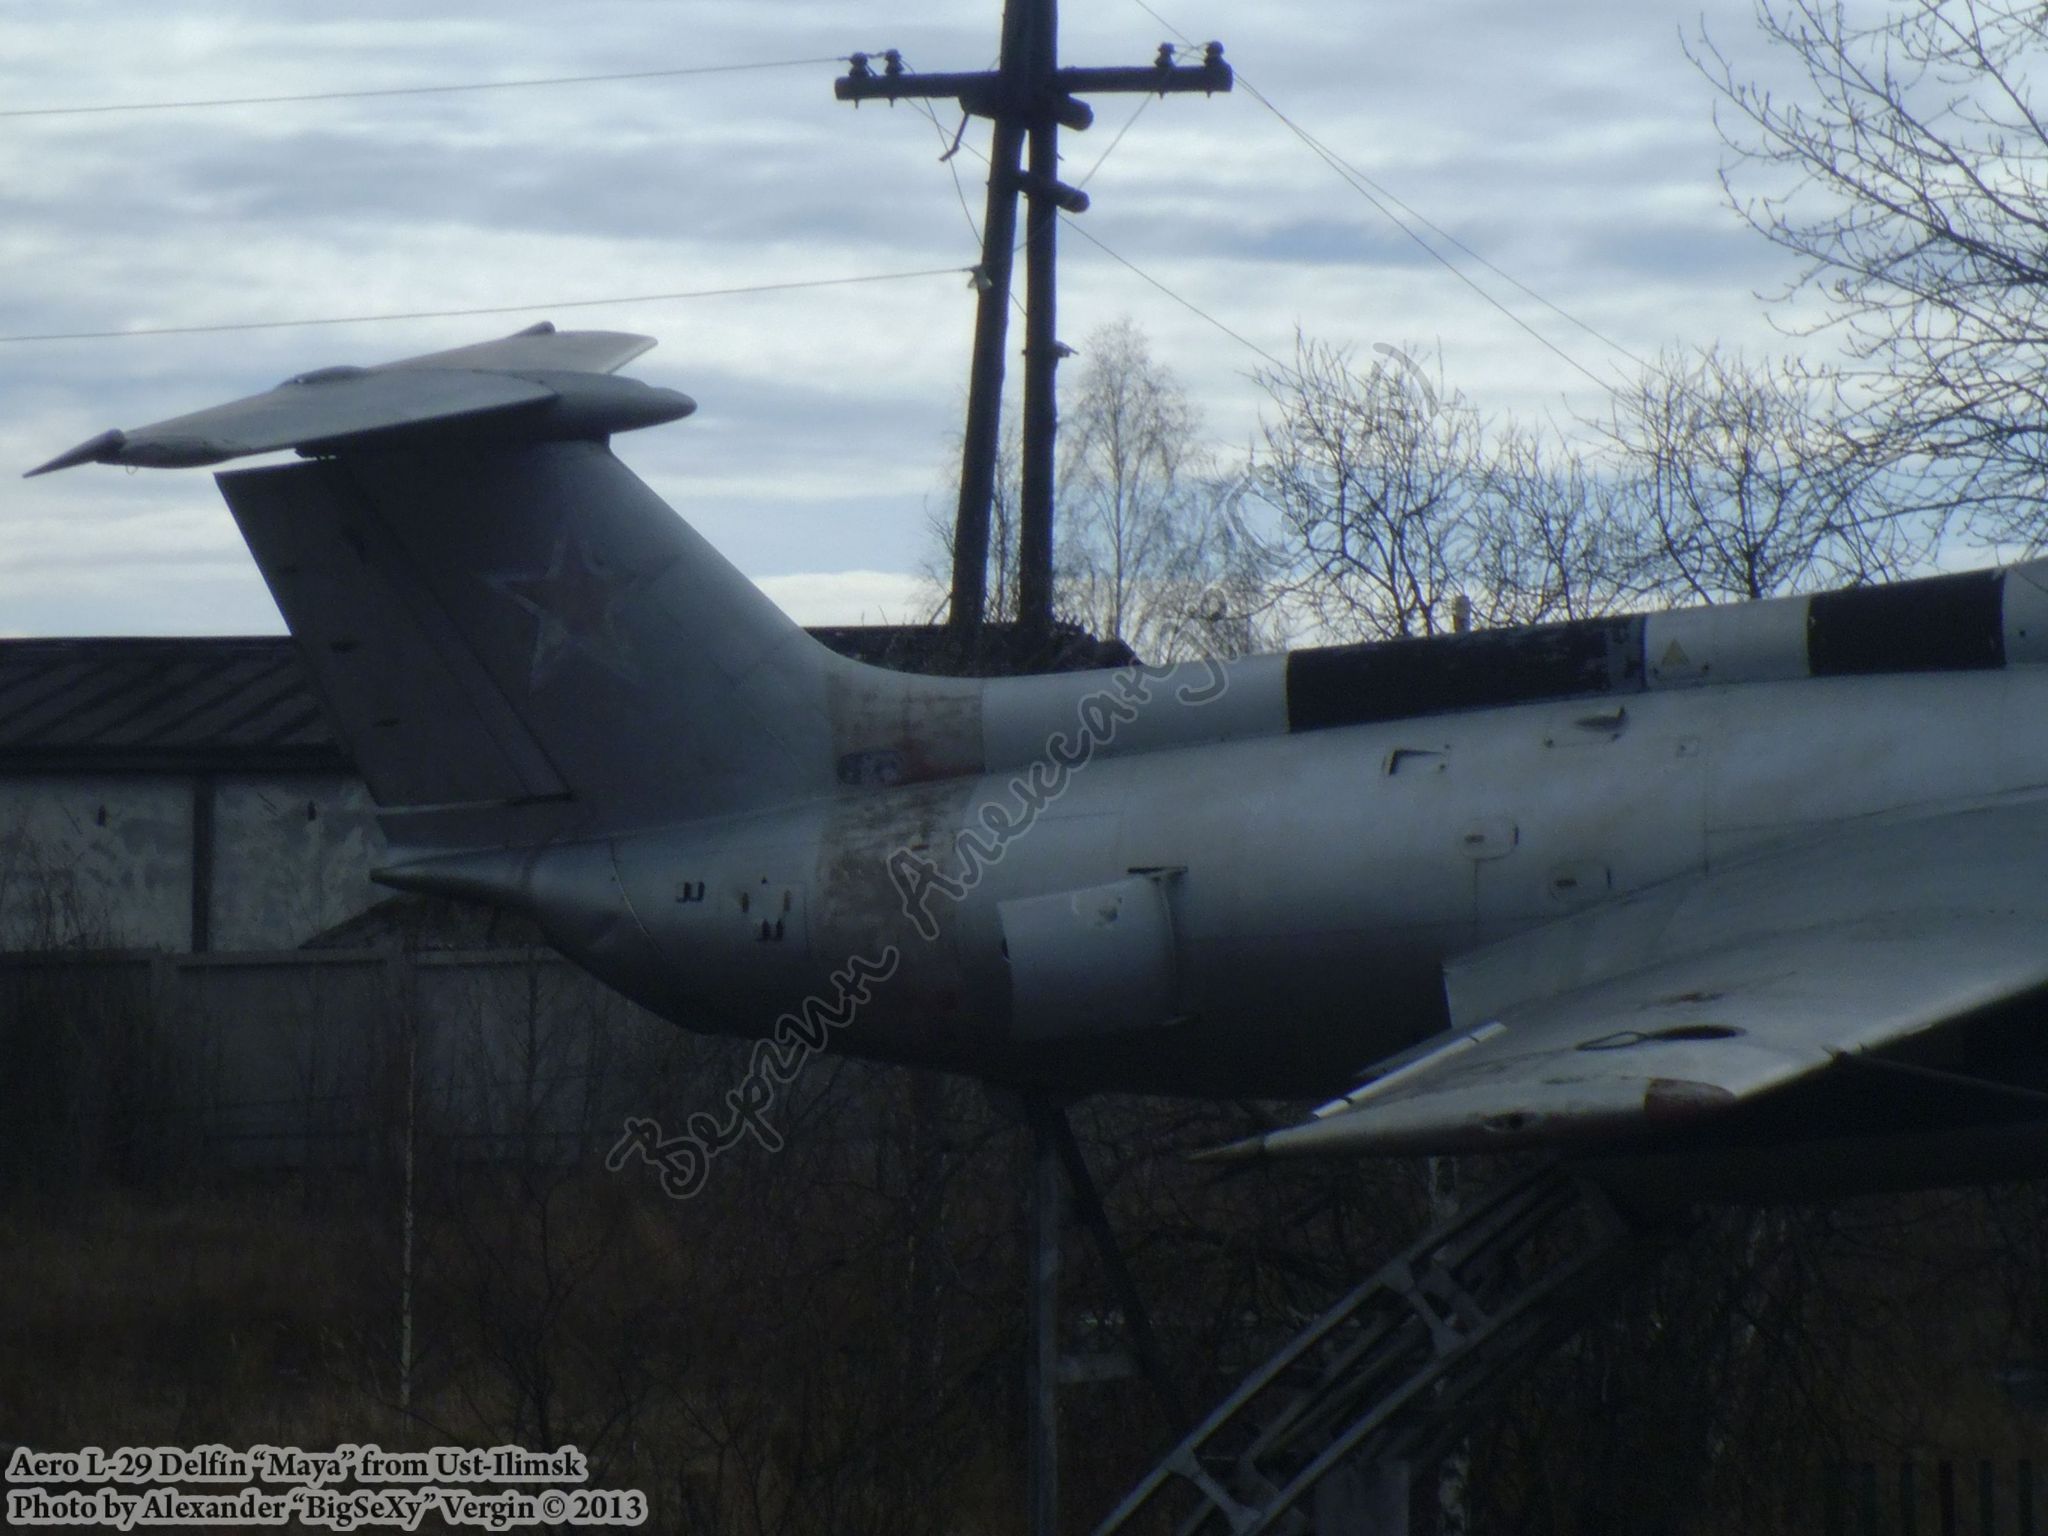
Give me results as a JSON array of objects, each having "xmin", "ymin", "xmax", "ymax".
[{"xmin": 486, "ymin": 525, "xmax": 644, "ymax": 688}]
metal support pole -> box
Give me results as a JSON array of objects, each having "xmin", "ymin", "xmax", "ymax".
[
  {"xmin": 1430, "ymin": 1155, "xmax": 1468, "ymax": 1536},
  {"xmin": 1017, "ymin": 0, "xmax": 1060, "ymax": 640},
  {"xmin": 1045, "ymin": 1107, "xmax": 1190, "ymax": 1436},
  {"xmin": 1026, "ymin": 1095, "xmax": 1064, "ymax": 1536}
]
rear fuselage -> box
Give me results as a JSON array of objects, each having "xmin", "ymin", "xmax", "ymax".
[{"xmin": 529, "ymin": 645, "xmax": 2048, "ymax": 1099}]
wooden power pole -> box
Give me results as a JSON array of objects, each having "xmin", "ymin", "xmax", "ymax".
[{"xmin": 837, "ymin": 5, "xmax": 1230, "ymax": 646}]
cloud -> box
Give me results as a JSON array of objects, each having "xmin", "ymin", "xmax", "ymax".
[
  {"xmin": 1, "ymin": 0, "xmax": 1829, "ymax": 638},
  {"xmin": 755, "ymin": 569, "xmax": 940, "ymax": 627}
]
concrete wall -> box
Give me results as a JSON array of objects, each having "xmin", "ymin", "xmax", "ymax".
[
  {"xmin": 0, "ymin": 772, "xmax": 386, "ymax": 952},
  {"xmin": 0, "ymin": 769, "xmax": 751, "ymax": 1177},
  {"xmin": 209, "ymin": 775, "xmax": 386, "ymax": 950},
  {"xmin": 0, "ymin": 775, "xmax": 193, "ymax": 950}
]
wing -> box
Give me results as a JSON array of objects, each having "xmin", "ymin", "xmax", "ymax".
[{"xmin": 1221, "ymin": 797, "xmax": 2048, "ymax": 1159}]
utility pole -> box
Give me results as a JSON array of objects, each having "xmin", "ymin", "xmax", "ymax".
[
  {"xmin": 837, "ymin": 6, "xmax": 1230, "ymax": 647},
  {"xmin": 1017, "ymin": 0, "xmax": 1062, "ymax": 641}
]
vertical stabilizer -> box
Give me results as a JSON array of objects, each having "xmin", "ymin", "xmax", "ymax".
[
  {"xmin": 27, "ymin": 327, "xmax": 860, "ymax": 850},
  {"xmin": 218, "ymin": 439, "xmax": 840, "ymax": 844}
]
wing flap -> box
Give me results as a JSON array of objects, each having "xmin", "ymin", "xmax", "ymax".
[{"xmin": 1230, "ymin": 799, "xmax": 2048, "ymax": 1159}]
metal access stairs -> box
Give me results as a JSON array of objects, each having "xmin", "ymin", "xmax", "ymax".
[{"xmin": 1091, "ymin": 1163, "xmax": 1658, "ymax": 1536}]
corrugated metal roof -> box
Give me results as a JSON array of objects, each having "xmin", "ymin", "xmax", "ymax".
[
  {"xmin": 0, "ymin": 637, "xmax": 344, "ymax": 773},
  {"xmin": 0, "ymin": 624, "xmax": 1138, "ymax": 775}
]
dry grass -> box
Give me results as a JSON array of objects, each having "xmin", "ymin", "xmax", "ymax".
[{"xmin": 6, "ymin": 1141, "xmax": 2048, "ymax": 1534}]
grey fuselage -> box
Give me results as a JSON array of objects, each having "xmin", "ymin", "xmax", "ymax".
[{"xmin": 417, "ymin": 565, "xmax": 2048, "ymax": 1103}]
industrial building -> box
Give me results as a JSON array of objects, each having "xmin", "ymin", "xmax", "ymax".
[{"xmin": 0, "ymin": 627, "xmax": 1128, "ymax": 1176}]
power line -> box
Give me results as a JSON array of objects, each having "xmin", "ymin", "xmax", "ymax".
[
  {"xmin": 0, "ymin": 56, "xmax": 848, "ymax": 120},
  {"xmin": 1129, "ymin": 0, "xmax": 1639, "ymax": 397},
  {"xmin": 1060, "ymin": 216, "xmax": 1295, "ymax": 376},
  {"xmin": 1238, "ymin": 82, "xmax": 1636, "ymax": 393},
  {"xmin": 0, "ymin": 267, "xmax": 972, "ymax": 344},
  {"xmin": 908, "ymin": 81, "xmax": 1293, "ymax": 374},
  {"xmin": 1254, "ymin": 94, "xmax": 1650, "ymax": 372},
  {"xmin": 1246, "ymin": 88, "xmax": 1621, "ymax": 398},
  {"xmin": 1076, "ymin": 93, "xmax": 1154, "ymax": 188},
  {"xmin": 911, "ymin": 99, "xmax": 986, "ymax": 247},
  {"xmin": 896, "ymin": 91, "xmax": 1030, "ymax": 319},
  {"xmin": 899, "ymin": 54, "xmax": 998, "ymax": 253}
]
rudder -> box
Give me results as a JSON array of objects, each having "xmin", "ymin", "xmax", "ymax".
[{"xmin": 219, "ymin": 440, "xmax": 841, "ymax": 843}]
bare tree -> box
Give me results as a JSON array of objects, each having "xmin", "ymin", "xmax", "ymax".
[
  {"xmin": 1248, "ymin": 334, "xmax": 1667, "ymax": 638},
  {"xmin": 923, "ymin": 320, "xmax": 1275, "ymax": 659},
  {"xmin": 1058, "ymin": 319, "xmax": 1195, "ymax": 643},
  {"xmin": 1594, "ymin": 345, "xmax": 1929, "ymax": 603},
  {"xmin": 1250, "ymin": 335, "xmax": 1494, "ymax": 640},
  {"xmin": 1248, "ymin": 330, "xmax": 1915, "ymax": 641},
  {"xmin": 1695, "ymin": 0, "xmax": 2048, "ymax": 541},
  {"xmin": 1056, "ymin": 319, "xmax": 1273, "ymax": 660},
  {"xmin": 1471, "ymin": 422, "xmax": 1645, "ymax": 625}
]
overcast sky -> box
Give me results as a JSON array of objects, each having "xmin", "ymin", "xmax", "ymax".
[{"xmin": 0, "ymin": 0, "xmax": 1828, "ymax": 638}]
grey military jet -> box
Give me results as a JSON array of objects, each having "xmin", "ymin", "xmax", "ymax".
[{"xmin": 34, "ymin": 327, "xmax": 2048, "ymax": 1198}]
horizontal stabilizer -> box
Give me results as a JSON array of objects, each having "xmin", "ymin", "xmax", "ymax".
[
  {"xmin": 25, "ymin": 324, "xmax": 692, "ymax": 475},
  {"xmin": 378, "ymin": 326, "xmax": 657, "ymax": 376},
  {"xmin": 36, "ymin": 325, "xmax": 851, "ymax": 853}
]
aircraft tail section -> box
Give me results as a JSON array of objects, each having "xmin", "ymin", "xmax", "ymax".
[
  {"xmin": 218, "ymin": 442, "xmax": 841, "ymax": 845},
  {"xmin": 32, "ymin": 327, "xmax": 854, "ymax": 850}
]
